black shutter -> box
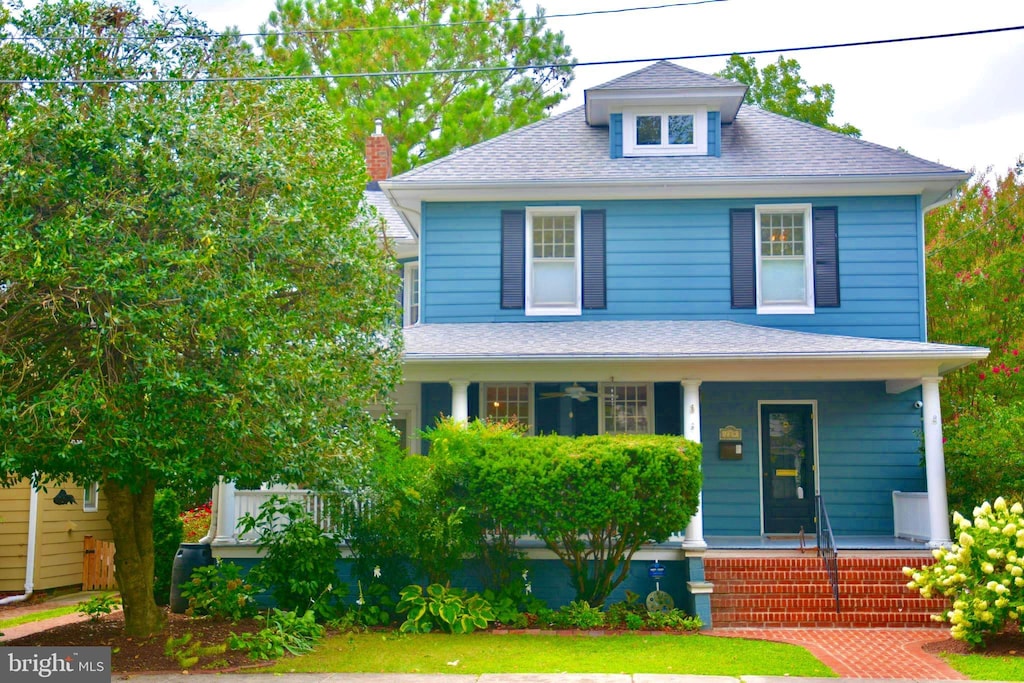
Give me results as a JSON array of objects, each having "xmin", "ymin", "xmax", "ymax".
[
  {"xmin": 581, "ymin": 210, "xmax": 607, "ymax": 309},
  {"xmin": 730, "ymin": 208, "xmax": 756, "ymax": 309},
  {"xmin": 653, "ymin": 382, "xmax": 682, "ymax": 435},
  {"xmin": 813, "ymin": 207, "xmax": 840, "ymax": 308},
  {"xmin": 500, "ymin": 210, "xmax": 526, "ymax": 309}
]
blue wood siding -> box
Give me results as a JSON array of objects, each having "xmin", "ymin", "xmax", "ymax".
[
  {"xmin": 421, "ymin": 196, "xmax": 926, "ymax": 340},
  {"xmin": 609, "ymin": 114, "xmax": 623, "ymax": 159},
  {"xmin": 707, "ymin": 111, "xmax": 720, "ymax": 157},
  {"xmin": 700, "ymin": 381, "xmax": 926, "ymax": 537}
]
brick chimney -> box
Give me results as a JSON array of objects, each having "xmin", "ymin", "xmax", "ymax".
[{"xmin": 365, "ymin": 118, "xmax": 393, "ymax": 182}]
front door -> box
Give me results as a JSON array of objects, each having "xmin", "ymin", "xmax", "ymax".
[{"xmin": 761, "ymin": 404, "xmax": 816, "ymax": 534}]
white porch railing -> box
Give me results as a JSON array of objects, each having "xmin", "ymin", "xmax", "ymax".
[
  {"xmin": 892, "ymin": 490, "xmax": 930, "ymax": 542},
  {"xmin": 228, "ymin": 487, "xmax": 367, "ymax": 543}
]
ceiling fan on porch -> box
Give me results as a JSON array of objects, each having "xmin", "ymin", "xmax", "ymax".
[{"xmin": 539, "ymin": 383, "xmax": 600, "ymax": 402}]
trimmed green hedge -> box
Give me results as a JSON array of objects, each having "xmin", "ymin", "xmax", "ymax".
[{"xmin": 428, "ymin": 420, "xmax": 702, "ymax": 606}]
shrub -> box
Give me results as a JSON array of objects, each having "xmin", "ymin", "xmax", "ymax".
[
  {"xmin": 77, "ymin": 593, "xmax": 120, "ymax": 621},
  {"xmin": 905, "ymin": 497, "xmax": 1024, "ymax": 647},
  {"xmin": 179, "ymin": 560, "xmax": 258, "ymax": 621},
  {"xmin": 180, "ymin": 501, "xmax": 213, "ymax": 543},
  {"xmin": 153, "ymin": 489, "xmax": 184, "ymax": 605},
  {"xmin": 164, "ymin": 633, "xmax": 227, "ymax": 669},
  {"xmin": 428, "ymin": 420, "xmax": 702, "ymax": 606},
  {"xmin": 395, "ymin": 583, "xmax": 496, "ymax": 634},
  {"xmin": 237, "ymin": 495, "xmax": 347, "ymax": 621},
  {"xmin": 559, "ymin": 600, "xmax": 604, "ymax": 630},
  {"xmin": 943, "ymin": 397, "xmax": 1024, "ymax": 515}
]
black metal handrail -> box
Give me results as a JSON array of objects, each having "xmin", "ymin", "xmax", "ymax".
[{"xmin": 815, "ymin": 494, "xmax": 841, "ymax": 613}]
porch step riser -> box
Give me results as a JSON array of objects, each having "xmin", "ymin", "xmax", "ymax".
[
  {"xmin": 711, "ymin": 596, "xmax": 946, "ymax": 611},
  {"xmin": 707, "ymin": 556, "xmax": 944, "ymax": 628},
  {"xmin": 707, "ymin": 582, "xmax": 926, "ymax": 596}
]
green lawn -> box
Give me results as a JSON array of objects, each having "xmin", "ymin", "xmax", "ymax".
[
  {"xmin": 942, "ymin": 653, "xmax": 1024, "ymax": 681},
  {"xmin": 267, "ymin": 632, "xmax": 836, "ymax": 677},
  {"xmin": 0, "ymin": 605, "xmax": 79, "ymax": 629}
]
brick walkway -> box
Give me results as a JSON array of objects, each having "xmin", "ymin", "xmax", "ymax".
[{"xmin": 710, "ymin": 627, "xmax": 965, "ymax": 679}]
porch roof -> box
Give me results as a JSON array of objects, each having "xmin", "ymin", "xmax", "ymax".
[{"xmin": 402, "ymin": 320, "xmax": 988, "ymax": 386}]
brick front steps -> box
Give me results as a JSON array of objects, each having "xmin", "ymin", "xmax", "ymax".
[{"xmin": 705, "ymin": 551, "xmax": 950, "ymax": 628}]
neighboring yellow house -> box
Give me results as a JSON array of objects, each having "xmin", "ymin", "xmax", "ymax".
[{"xmin": 0, "ymin": 478, "xmax": 113, "ymax": 597}]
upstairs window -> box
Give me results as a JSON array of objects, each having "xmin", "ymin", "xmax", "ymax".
[
  {"xmin": 526, "ymin": 207, "xmax": 581, "ymax": 316},
  {"xmin": 623, "ymin": 107, "xmax": 707, "ymax": 156},
  {"xmin": 756, "ymin": 204, "xmax": 814, "ymax": 314},
  {"xmin": 404, "ymin": 263, "xmax": 419, "ymax": 325}
]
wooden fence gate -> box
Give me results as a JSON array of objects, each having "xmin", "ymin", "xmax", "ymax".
[{"xmin": 82, "ymin": 535, "xmax": 116, "ymax": 590}]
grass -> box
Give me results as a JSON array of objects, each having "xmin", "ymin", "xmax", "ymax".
[
  {"xmin": 267, "ymin": 632, "xmax": 836, "ymax": 677},
  {"xmin": 0, "ymin": 604, "xmax": 80, "ymax": 629},
  {"xmin": 941, "ymin": 653, "xmax": 1024, "ymax": 681}
]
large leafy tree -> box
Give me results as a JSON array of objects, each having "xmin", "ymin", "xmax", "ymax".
[
  {"xmin": 260, "ymin": 0, "xmax": 575, "ymax": 174},
  {"xmin": 925, "ymin": 163, "xmax": 1024, "ymax": 417},
  {"xmin": 0, "ymin": 0, "xmax": 401, "ymax": 637},
  {"xmin": 925, "ymin": 162, "xmax": 1024, "ymax": 512},
  {"xmin": 717, "ymin": 54, "xmax": 860, "ymax": 137}
]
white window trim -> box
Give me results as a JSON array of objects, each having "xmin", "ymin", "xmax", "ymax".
[
  {"xmin": 623, "ymin": 106, "xmax": 708, "ymax": 157},
  {"xmin": 598, "ymin": 382, "xmax": 654, "ymax": 435},
  {"xmin": 525, "ymin": 206, "xmax": 582, "ymax": 317},
  {"xmin": 755, "ymin": 203, "xmax": 815, "ymax": 315},
  {"xmin": 403, "ymin": 261, "xmax": 420, "ymax": 326},
  {"xmin": 83, "ymin": 481, "xmax": 99, "ymax": 512},
  {"xmin": 479, "ymin": 383, "xmax": 535, "ymax": 434}
]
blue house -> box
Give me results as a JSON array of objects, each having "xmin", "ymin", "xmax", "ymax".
[{"xmin": 216, "ymin": 62, "xmax": 988, "ymax": 627}]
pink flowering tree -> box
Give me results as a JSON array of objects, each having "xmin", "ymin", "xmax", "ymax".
[{"xmin": 925, "ymin": 160, "xmax": 1024, "ymax": 511}]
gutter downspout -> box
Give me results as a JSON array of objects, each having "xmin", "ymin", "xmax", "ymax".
[
  {"xmin": 197, "ymin": 479, "xmax": 219, "ymax": 545},
  {"xmin": 0, "ymin": 482, "xmax": 40, "ymax": 605}
]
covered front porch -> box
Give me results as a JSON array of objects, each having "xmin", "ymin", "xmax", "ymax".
[{"xmin": 403, "ymin": 319, "xmax": 988, "ymax": 550}]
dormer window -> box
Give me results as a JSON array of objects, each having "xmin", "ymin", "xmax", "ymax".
[{"xmin": 623, "ymin": 106, "xmax": 707, "ymax": 157}]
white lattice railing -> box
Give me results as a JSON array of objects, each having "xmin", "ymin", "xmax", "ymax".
[{"xmin": 892, "ymin": 490, "xmax": 930, "ymax": 542}]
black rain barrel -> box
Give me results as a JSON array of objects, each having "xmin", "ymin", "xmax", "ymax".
[{"xmin": 169, "ymin": 542, "xmax": 214, "ymax": 613}]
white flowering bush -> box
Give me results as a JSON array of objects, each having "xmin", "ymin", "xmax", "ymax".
[{"xmin": 904, "ymin": 497, "xmax": 1024, "ymax": 646}]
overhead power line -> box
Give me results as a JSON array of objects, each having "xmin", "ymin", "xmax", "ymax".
[
  {"xmin": 4, "ymin": 0, "xmax": 728, "ymax": 42},
  {"xmin": 1, "ymin": 24, "xmax": 1022, "ymax": 86}
]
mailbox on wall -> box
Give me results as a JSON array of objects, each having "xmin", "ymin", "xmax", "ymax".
[{"xmin": 718, "ymin": 425, "xmax": 743, "ymax": 460}]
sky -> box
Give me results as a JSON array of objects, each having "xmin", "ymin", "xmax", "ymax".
[{"xmin": 169, "ymin": 0, "xmax": 1024, "ymax": 177}]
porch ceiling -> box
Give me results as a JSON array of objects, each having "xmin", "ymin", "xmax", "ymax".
[{"xmin": 402, "ymin": 320, "xmax": 988, "ymax": 387}]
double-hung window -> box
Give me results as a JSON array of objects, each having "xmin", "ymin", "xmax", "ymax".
[
  {"xmin": 756, "ymin": 204, "xmax": 814, "ymax": 314},
  {"xmin": 601, "ymin": 383, "xmax": 652, "ymax": 434},
  {"xmin": 526, "ymin": 207, "xmax": 581, "ymax": 316}
]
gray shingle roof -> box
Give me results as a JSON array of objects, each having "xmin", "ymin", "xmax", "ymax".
[
  {"xmin": 404, "ymin": 320, "xmax": 985, "ymax": 361},
  {"xmin": 364, "ymin": 186, "xmax": 413, "ymax": 242},
  {"xmin": 590, "ymin": 60, "xmax": 740, "ymax": 91},
  {"xmin": 390, "ymin": 105, "xmax": 962, "ymax": 185}
]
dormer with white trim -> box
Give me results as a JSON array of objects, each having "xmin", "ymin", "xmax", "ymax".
[{"xmin": 584, "ymin": 61, "xmax": 747, "ymax": 159}]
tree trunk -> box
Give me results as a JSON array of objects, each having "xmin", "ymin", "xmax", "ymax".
[{"xmin": 104, "ymin": 479, "xmax": 167, "ymax": 637}]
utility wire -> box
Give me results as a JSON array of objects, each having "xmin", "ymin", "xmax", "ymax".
[
  {"xmin": 1, "ymin": 23, "xmax": 1022, "ymax": 85},
  {"xmin": 4, "ymin": 0, "xmax": 727, "ymax": 42}
]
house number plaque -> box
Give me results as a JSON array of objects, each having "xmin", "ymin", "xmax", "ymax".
[{"xmin": 719, "ymin": 426, "xmax": 742, "ymax": 441}]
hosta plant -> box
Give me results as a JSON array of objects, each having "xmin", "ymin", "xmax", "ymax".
[{"xmin": 904, "ymin": 497, "xmax": 1024, "ymax": 646}]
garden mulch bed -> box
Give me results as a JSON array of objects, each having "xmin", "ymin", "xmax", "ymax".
[
  {"xmin": 4, "ymin": 609, "xmax": 269, "ymax": 674},
  {"xmin": 923, "ymin": 631, "xmax": 1024, "ymax": 657}
]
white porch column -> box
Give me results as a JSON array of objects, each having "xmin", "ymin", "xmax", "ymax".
[
  {"xmin": 449, "ymin": 379, "xmax": 470, "ymax": 424},
  {"xmin": 212, "ymin": 477, "xmax": 237, "ymax": 544},
  {"xmin": 681, "ymin": 380, "xmax": 707, "ymax": 550},
  {"xmin": 922, "ymin": 376, "xmax": 952, "ymax": 547}
]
